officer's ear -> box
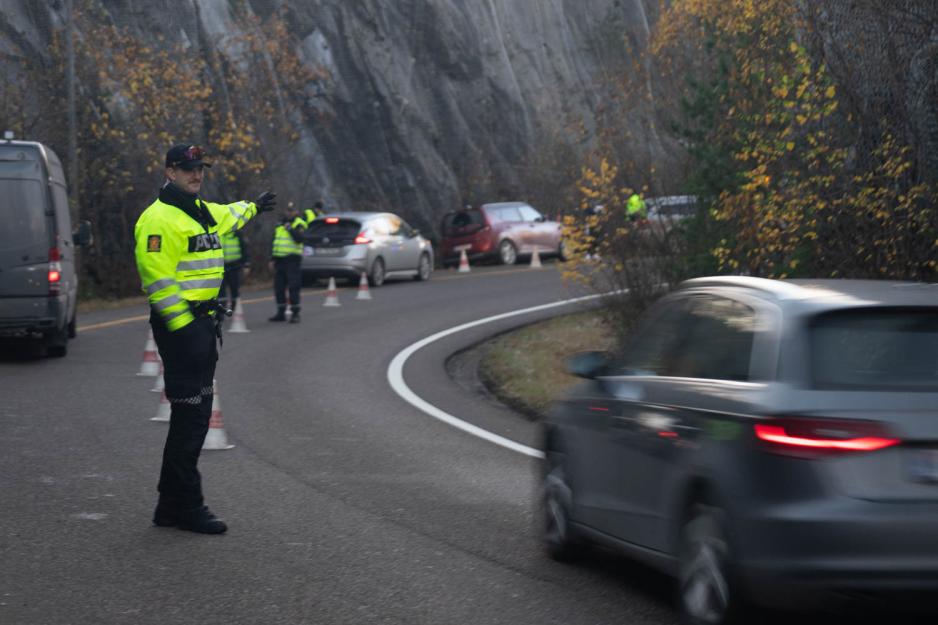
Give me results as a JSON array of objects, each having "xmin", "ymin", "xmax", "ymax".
[{"xmin": 165, "ymin": 167, "xmax": 177, "ymax": 182}]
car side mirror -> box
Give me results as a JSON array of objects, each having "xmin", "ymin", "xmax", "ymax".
[
  {"xmin": 73, "ymin": 220, "xmax": 93, "ymax": 247},
  {"xmin": 535, "ymin": 215, "xmax": 546, "ymax": 222},
  {"xmin": 411, "ymin": 229, "xmax": 420, "ymax": 238},
  {"xmin": 565, "ymin": 351, "xmax": 611, "ymax": 379}
]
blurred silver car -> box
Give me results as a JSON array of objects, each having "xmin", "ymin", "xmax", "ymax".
[
  {"xmin": 301, "ymin": 212, "xmax": 433, "ymax": 286},
  {"xmin": 543, "ymin": 277, "xmax": 938, "ymax": 623}
]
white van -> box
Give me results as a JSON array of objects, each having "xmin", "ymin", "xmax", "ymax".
[{"xmin": 0, "ymin": 139, "xmax": 91, "ymax": 356}]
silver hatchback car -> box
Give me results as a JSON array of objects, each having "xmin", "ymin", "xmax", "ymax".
[
  {"xmin": 301, "ymin": 212, "xmax": 433, "ymax": 286},
  {"xmin": 543, "ymin": 277, "xmax": 938, "ymax": 623}
]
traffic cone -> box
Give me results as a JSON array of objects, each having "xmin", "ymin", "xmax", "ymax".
[
  {"xmin": 228, "ymin": 299, "xmax": 250, "ymax": 333},
  {"xmin": 151, "ymin": 390, "xmax": 171, "ymax": 422},
  {"xmin": 323, "ymin": 276, "xmax": 341, "ymax": 307},
  {"xmin": 458, "ymin": 249, "xmax": 470, "ymax": 273},
  {"xmin": 356, "ymin": 272, "xmax": 372, "ymax": 300},
  {"xmin": 202, "ymin": 380, "xmax": 234, "ymax": 450},
  {"xmin": 137, "ymin": 329, "xmax": 160, "ymax": 376},
  {"xmin": 530, "ymin": 248, "xmax": 543, "ymax": 269},
  {"xmin": 150, "ymin": 360, "xmax": 165, "ymax": 393}
]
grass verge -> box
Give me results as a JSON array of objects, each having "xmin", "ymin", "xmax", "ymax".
[{"xmin": 478, "ymin": 310, "xmax": 615, "ymax": 418}]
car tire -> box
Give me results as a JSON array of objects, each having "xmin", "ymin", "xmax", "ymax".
[
  {"xmin": 368, "ymin": 257, "xmax": 385, "ymax": 287},
  {"xmin": 67, "ymin": 312, "xmax": 77, "ymax": 339},
  {"xmin": 498, "ymin": 240, "xmax": 517, "ymax": 265},
  {"xmin": 678, "ymin": 504, "xmax": 745, "ymax": 625},
  {"xmin": 543, "ymin": 452, "xmax": 581, "ymax": 561},
  {"xmin": 45, "ymin": 326, "xmax": 69, "ymax": 358},
  {"xmin": 414, "ymin": 253, "xmax": 431, "ymax": 281}
]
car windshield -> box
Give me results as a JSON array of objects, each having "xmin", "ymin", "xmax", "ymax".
[
  {"xmin": 809, "ymin": 308, "xmax": 938, "ymax": 391},
  {"xmin": 305, "ymin": 219, "xmax": 361, "ymax": 243},
  {"xmin": 0, "ymin": 178, "xmax": 47, "ymax": 252},
  {"xmin": 442, "ymin": 211, "xmax": 484, "ymax": 235}
]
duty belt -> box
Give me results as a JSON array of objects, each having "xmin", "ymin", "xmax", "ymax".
[{"xmin": 189, "ymin": 299, "xmax": 233, "ymax": 346}]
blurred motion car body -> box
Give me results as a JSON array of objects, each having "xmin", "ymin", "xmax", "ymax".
[
  {"xmin": 440, "ymin": 202, "xmax": 565, "ymax": 266},
  {"xmin": 301, "ymin": 212, "xmax": 433, "ymax": 286},
  {"xmin": 542, "ymin": 277, "xmax": 938, "ymax": 623}
]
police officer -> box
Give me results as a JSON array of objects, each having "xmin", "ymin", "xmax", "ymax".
[
  {"xmin": 269, "ymin": 205, "xmax": 306, "ymax": 323},
  {"xmin": 304, "ymin": 200, "xmax": 324, "ymax": 225},
  {"xmin": 626, "ymin": 193, "xmax": 648, "ymax": 221},
  {"xmin": 134, "ymin": 144, "xmax": 276, "ymax": 534},
  {"xmin": 219, "ymin": 228, "xmax": 250, "ymax": 310}
]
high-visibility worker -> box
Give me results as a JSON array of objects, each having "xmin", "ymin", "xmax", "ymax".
[
  {"xmin": 134, "ymin": 143, "xmax": 276, "ymax": 534},
  {"xmin": 269, "ymin": 206, "xmax": 307, "ymax": 323},
  {"xmin": 626, "ymin": 193, "xmax": 648, "ymax": 221},
  {"xmin": 219, "ymin": 229, "xmax": 250, "ymax": 310},
  {"xmin": 304, "ymin": 200, "xmax": 324, "ymax": 225}
]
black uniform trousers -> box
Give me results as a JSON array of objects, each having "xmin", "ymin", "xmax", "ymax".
[
  {"xmin": 219, "ymin": 263, "xmax": 242, "ymax": 306},
  {"xmin": 150, "ymin": 312, "xmax": 218, "ymax": 512},
  {"xmin": 273, "ymin": 255, "xmax": 302, "ymax": 309}
]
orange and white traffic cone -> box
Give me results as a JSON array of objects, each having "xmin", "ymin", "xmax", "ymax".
[
  {"xmin": 530, "ymin": 248, "xmax": 542, "ymax": 269},
  {"xmin": 323, "ymin": 276, "xmax": 341, "ymax": 307},
  {"xmin": 356, "ymin": 272, "xmax": 372, "ymax": 300},
  {"xmin": 150, "ymin": 360, "xmax": 165, "ymax": 393},
  {"xmin": 137, "ymin": 328, "xmax": 160, "ymax": 377},
  {"xmin": 228, "ymin": 298, "xmax": 250, "ymax": 333},
  {"xmin": 202, "ymin": 380, "xmax": 234, "ymax": 450},
  {"xmin": 151, "ymin": 390, "xmax": 171, "ymax": 422},
  {"xmin": 458, "ymin": 249, "xmax": 470, "ymax": 273}
]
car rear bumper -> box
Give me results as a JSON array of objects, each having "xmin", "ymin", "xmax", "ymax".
[{"xmin": 736, "ymin": 499, "xmax": 938, "ymax": 604}]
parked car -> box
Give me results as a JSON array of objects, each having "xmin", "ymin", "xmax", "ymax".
[
  {"xmin": 301, "ymin": 211, "xmax": 433, "ymax": 286},
  {"xmin": 440, "ymin": 202, "xmax": 565, "ymax": 266},
  {"xmin": 542, "ymin": 277, "xmax": 938, "ymax": 623},
  {"xmin": 0, "ymin": 139, "xmax": 91, "ymax": 357}
]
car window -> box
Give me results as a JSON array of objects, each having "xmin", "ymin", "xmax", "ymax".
[
  {"xmin": 305, "ymin": 219, "xmax": 362, "ymax": 242},
  {"xmin": 0, "ymin": 179, "xmax": 47, "ymax": 252},
  {"xmin": 519, "ymin": 205, "xmax": 542, "ymax": 222},
  {"xmin": 386, "ymin": 215, "xmax": 407, "ymax": 236},
  {"xmin": 443, "ymin": 210, "xmax": 484, "ymax": 235},
  {"xmin": 609, "ymin": 299, "xmax": 694, "ymax": 376},
  {"xmin": 368, "ymin": 218, "xmax": 391, "ymax": 236},
  {"xmin": 809, "ymin": 308, "xmax": 938, "ymax": 391},
  {"xmin": 670, "ymin": 296, "xmax": 757, "ymax": 381},
  {"xmin": 496, "ymin": 206, "xmax": 522, "ymax": 222}
]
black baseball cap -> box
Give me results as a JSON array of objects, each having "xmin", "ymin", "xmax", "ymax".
[{"xmin": 165, "ymin": 144, "xmax": 212, "ymax": 170}]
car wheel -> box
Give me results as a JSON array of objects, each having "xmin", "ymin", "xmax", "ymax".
[
  {"xmin": 414, "ymin": 253, "xmax": 432, "ymax": 281},
  {"xmin": 45, "ymin": 326, "xmax": 68, "ymax": 358},
  {"xmin": 369, "ymin": 257, "xmax": 386, "ymax": 287},
  {"xmin": 67, "ymin": 312, "xmax": 77, "ymax": 339},
  {"xmin": 498, "ymin": 240, "xmax": 517, "ymax": 265},
  {"xmin": 543, "ymin": 453, "xmax": 580, "ymax": 561},
  {"xmin": 679, "ymin": 504, "xmax": 743, "ymax": 625}
]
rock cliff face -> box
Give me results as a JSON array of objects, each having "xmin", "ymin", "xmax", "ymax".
[{"xmin": 0, "ymin": 0, "xmax": 680, "ymax": 235}]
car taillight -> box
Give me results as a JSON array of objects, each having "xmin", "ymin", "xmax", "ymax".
[
  {"xmin": 754, "ymin": 417, "xmax": 900, "ymax": 455},
  {"xmin": 48, "ymin": 247, "xmax": 62, "ymax": 294},
  {"xmin": 354, "ymin": 233, "xmax": 371, "ymax": 244},
  {"xmin": 325, "ymin": 217, "xmax": 339, "ymax": 224}
]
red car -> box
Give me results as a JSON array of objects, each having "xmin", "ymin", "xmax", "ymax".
[{"xmin": 440, "ymin": 202, "xmax": 566, "ymax": 266}]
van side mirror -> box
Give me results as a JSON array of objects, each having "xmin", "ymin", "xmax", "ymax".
[{"xmin": 73, "ymin": 220, "xmax": 93, "ymax": 247}]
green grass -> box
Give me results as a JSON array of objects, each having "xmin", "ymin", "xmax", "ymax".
[{"xmin": 478, "ymin": 310, "xmax": 615, "ymax": 418}]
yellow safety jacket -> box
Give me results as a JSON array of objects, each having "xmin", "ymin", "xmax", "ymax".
[
  {"xmin": 135, "ymin": 194, "xmax": 258, "ymax": 331},
  {"xmin": 221, "ymin": 230, "xmax": 243, "ymax": 263},
  {"xmin": 304, "ymin": 208, "xmax": 322, "ymax": 224},
  {"xmin": 272, "ymin": 217, "xmax": 307, "ymax": 258}
]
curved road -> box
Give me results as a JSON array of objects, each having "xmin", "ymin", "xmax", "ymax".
[{"xmin": 0, "ymin": 264, "xmax": 914, "ymax": 624}]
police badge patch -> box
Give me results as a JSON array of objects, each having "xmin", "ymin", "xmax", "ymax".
[{"xmin": 147, "ymin": 235, "xmax": 162, "ymax": 252}]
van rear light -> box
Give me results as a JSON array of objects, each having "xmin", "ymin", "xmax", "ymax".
[
  {"xmin": 754, "ymin": 417, "xmax": 900, "ymax": 454},
  {"xmin": 48, "ymin": 247, "xmax": 62, "ymax": 295},
  {"xmin": 354, "ymin": 233, "xmax": 371, "ymax": 244}
]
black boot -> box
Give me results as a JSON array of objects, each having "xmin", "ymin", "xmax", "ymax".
[
  {"xmin": 176, "ymin": 505, "xmax": 227, "ymax": 534},
  {"xmin": 152, "ymin": 503, "xmax": 179, "ymax": 527},
  {"xmin": 289, "ymin": 306, "xmax": 301, "ymax": 323},
  {"xmin": 268, "ymin": 306, "xmax": 286, "ymax": 322}
]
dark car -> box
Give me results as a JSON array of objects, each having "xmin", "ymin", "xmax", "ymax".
[
  {"xmin": 542, "ymin": 277, "xmax": 938, "ymax": 623},
  {"xmin": 440, "ymin": 202, "xmax": 565, "ymax": 266}
]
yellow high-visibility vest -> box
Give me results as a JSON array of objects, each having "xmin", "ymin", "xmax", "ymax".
[{"xmin": 272, "ymin": 216, "xmax": 306, "ymax": 258}]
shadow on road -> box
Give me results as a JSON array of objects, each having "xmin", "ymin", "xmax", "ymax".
[{"xmin": 0, "ymin": 337, "xmax": 48, "ymax": 361}]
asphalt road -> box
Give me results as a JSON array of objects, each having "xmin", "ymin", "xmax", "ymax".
[{"xmin": 0, "ymin": 263, "xmax": 929, "ymax": 625}]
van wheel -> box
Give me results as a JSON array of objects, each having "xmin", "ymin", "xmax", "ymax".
[
  {"xmin": 368, "ymin": 257, "xmax": 385, "ymax": 287},
  {"xmin": 498, "ymin": 240, "xmax": 517, "ymax": 265},
  {"xmin": 68, "ymin": 313, "xmax": 77, "ymax": 338},
  {"xmin": 45, "ymin": 327, "xmax": 68, "ymax": 358}
]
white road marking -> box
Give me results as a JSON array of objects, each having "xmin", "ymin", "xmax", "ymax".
[{"xmin": 387, "ymin": 293, "xmax": 608, "ymax": 459}]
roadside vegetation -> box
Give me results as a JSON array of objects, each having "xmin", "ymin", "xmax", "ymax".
[{"xmin": 478, "ymin": 310, "xmax": 615, "ymax": 418}]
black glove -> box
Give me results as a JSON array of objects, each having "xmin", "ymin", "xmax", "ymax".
[{"xmin": 254, "ymin": 191, "xmax": 277, "ymax": 213}]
